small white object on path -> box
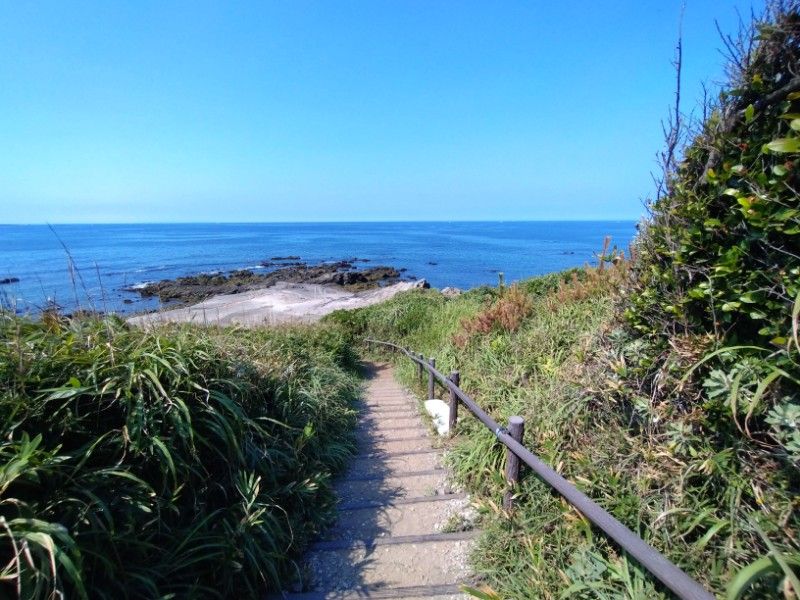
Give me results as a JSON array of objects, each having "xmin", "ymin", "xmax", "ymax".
[{"xmin": 424, "ymin": 399, "xmax": 451, "ymax": 436}]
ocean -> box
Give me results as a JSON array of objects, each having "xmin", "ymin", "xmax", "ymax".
[{"xmin": 0, "ymin": 221, "xmax": 637, "ymax": 315}]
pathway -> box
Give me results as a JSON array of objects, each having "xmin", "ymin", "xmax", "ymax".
[{"xmin": 280, "ymin": 363, "xmax": 476, "ymax": 599}]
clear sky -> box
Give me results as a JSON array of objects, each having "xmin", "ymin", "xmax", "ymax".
[{"xmin": 0, "ymin": 1, "xmax": 764, "ymax": 223}]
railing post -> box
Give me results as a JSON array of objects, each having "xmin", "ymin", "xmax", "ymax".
[
  {"xmin": 448, "ymin": 371, "xmax": 460, "ymax": 434},
  {"xmin": 503, "ymin": 416, "xmax": 525, "ymax": 511},
  {"xmin": 427, "ymin": 357, "xmax": 436, "ymax": 399},
  {"xmin": 417, "ymin": 353, "xmax": 424, "ymax": 384}
]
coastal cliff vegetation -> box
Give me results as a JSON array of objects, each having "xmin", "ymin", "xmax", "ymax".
[
  {"xmin": 330, "ymin": 4, "xmax": 800, "ymax": 597},
  {"xmin": 0, "ymin": 315, "xmax": 359, "ymax": 598},
  {"xmin": 2, "ymin": 3, "xmax": 799, "ymax": 600}
]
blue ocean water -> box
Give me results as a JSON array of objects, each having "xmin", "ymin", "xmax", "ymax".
[{"xmin": 0, "ymin": 221, "xmax": 637, "ymax": 315}]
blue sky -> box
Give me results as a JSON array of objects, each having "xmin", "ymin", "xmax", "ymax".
[{"xmin": 0, "ymin": 1, "xmax": 764, "ymax": 223}]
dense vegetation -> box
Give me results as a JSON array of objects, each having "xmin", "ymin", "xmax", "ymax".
[
  {"xmin": 3, "ymin": 5, "xmax": 799, "ymax": 600},
  {"xmin": 331, "ymin": 261, "xmax": 795, "ymax": 598},
  {"xmin": 625, "ymin": 1, "xmax": 800, "ymax": 464},
  {"xmin": 328, "ymin": 5, "xmax": 800, "ymax": 598},
  {"xmin": 0, "ymin": 314, "xmax": 359, "ymax": 598}
]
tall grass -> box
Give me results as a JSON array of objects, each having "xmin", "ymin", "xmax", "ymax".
[
  {"xmin": 0, "ymin": 313, "xmax": 359, "ymax": 598},
  {"xmin": 328, "ymin": 260, "xmax": 797, "ymax": 598}
]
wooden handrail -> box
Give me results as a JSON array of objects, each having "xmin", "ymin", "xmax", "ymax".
[{"xmin": 365, "ymin": 338, "xmax": 714, "ymax": 600}]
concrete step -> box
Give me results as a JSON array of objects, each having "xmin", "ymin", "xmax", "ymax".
[
  {"xmin": 360, "ymin": 408, "xmax": 422, "ymax": 420},
  {"xmin": 338, "ymin": 492, "xmax": 467, "ymax": 512},
  {"xmin": 356, "ymin": 423, "xmax": 428, "ymax": 436},
  {"xmin": 323, "ymin": 494, "xmax": 470, "ymax": 539},
  {"xmin": 357, "ymin": 416, "xmax": 426, "ymax": 432},
  {"xmin": 362, "ymin": 404, "xmax": 418, "ymax": 414},
  {"xmin": 364, "ymin": 391, "xmax": 411, "ymax": 397},
  {"xmin": 345, "ymin": 450, "xmax": 441, "ymax": 478},
  {"xmin": 357, "ymin": 435, "xmax": 434, "ymax": 455},
  {"xmin": 335, "ymin": 472, "xmax": 451, "ymax": 503},
  {"xmin": 364, "ymin": 392, "xmax": 415, "ymax": 399},
  {"xmin": 355, "ymin": 429, "xmax": 431, "ymax": 447},
  {"xmin": 306, "ymin": 532, "xmax": 476, "ymax": 590},
  {"xmin": 272, "ymin": 583, "xmax": 466, "ymax": 599}
]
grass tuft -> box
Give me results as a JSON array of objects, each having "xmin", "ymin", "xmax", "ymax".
[{"xmin": 0, "ymin": 313, "xmax": 360, "ymax": 598}]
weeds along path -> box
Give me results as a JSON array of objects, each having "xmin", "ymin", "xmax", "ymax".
[{"xmin": 280, "ymin": 362, "xmax": 476, "ymax": 599}]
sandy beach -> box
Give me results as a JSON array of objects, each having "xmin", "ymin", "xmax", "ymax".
[{"xmin": 127, "ymin": 280, "xmax": 427, "ymax": 327}]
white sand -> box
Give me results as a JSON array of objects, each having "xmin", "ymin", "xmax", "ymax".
[{"xmin": 127, "ymin": 280, "xmax": 426, "ymax": 327}]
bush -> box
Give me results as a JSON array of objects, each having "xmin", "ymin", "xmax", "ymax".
[
  {"xmin": 627, "ymin": 6, "xmax": 800, "ymax": 349},
  {"xmin": 0, "ymin": 315, "xmax": 359, "ymax": 599},
  {"xmin": 617, "ymin": 3, "xmax": 800, "ymax": 595},
  {"xmin": 622, "ymin": 3, "xmax": 800, "ymax": 458}
]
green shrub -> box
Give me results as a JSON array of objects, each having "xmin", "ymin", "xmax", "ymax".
[
  {"xmin": 0, "ymin": 315, "xmax": 359, "ymax": 598},
  {"xmin": 617, "ymin": 3, "xmax": 800, "ymax": 596},
  {"xmin": 336, "ymin": 256, "xmax": 798, "ymax": 596},
  {"xmin": 625, "ymin": 5, "xmax": 800, "ymax": 404},
  {"xmin": 626, "ymin": 7, "xmax": 800, "ymax": 349}
]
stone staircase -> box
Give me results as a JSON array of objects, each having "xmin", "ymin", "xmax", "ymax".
[{"xmin": 277, "ymin": 362, "xmax": 476, "ymax": 599}]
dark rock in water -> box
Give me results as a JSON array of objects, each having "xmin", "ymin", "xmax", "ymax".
[
  {"xmin": 270, "ymin": 255, "xmax": 301, "ymax": 261},
  {"xmin": 124, "ymin": 259, "xmax": 406, "ymax": 306},
  {"xmin": 123, "ymin": 299, "xmax": 134, "ymax": 304},
  {"xmin": 0, "ymin": 277, "xmax": 19, "ymax": 285},
  {"xmin": 427, "ymin": 261, "xmax": 438, "ymax": 266},
  {"xmin": 260, "ymin": 260, "xmax": 304, "ymax": 268},
  {"xmin": 312, "ymin": 266, "xmax": 399, "ymax": 286}
]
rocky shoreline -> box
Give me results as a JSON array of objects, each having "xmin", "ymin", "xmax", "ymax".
[{"xmin": 124, "ymin": 258, "xmax": 408, "ymax": 307}]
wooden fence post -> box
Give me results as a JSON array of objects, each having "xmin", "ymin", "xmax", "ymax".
[
  {"xmin": 417, "ymin": 353, "xmax": 424, "ymax": 384},
  {"xmin": 448, "ymin": 371, "xmax": 460, "ymax": 434},
  {"xmin": 503, "ymin": 416, "xmax": 525, "ymax": 511},
  {"xmin": 427, "ymin": 357, "xmax": 436, "ymax": 399}
]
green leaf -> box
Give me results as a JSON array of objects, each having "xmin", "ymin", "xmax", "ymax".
[
  {"xmin": 764, "ymin": 138, "xmax": 800, "ymax": 153},
  {"xmin": 744, "ymin": 104, "xmax": 755, "ymax": 123},
  {"xmin": 774, "ymin": 208, "xmax": 799, "ymax": 221},
  {"xmin": 696, "ymin": 520, "xmax": 728, "ymax": 550},
  {"xmin": 151, "ymin": 436, "xmax": 176, "ymax": 484},
  {"xmin": 749, "ymin": 519, "xmax": 800, "ymax": 599},
  {"xmin": 792, "ymin": 119, "xmax": 800, "ymax": 131},
  {"xmin": 722, "ymin": 188, "xmax": 740, "ymax": 197},
  {"xmin": 462, "ymin": 586, "xmax": 502, "ymax": 600},
  {"xmin": 727, "ymin": 556, "xmax": 786, "ymax": 599},
  {"xmin": 772, "ymin": 164, "xmax": 789, "ymax": 177},
  {"xmin": 788, "ymin": 91, "xmax": 800, "ymax": 100},
  {"xmin": 780, "ymin": 112, "xmax": 800, "ymax": 119},
  {"xmin": 793, "ymin": 291, "xmax": 800, "ymax": 353}
]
